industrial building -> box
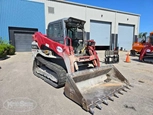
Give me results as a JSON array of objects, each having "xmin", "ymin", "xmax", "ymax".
[{"xmin": 0, "ymin": 0, "xmax": 140, "ymax": 51}]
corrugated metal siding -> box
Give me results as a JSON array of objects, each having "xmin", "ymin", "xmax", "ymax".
[
  {"xmin": 118, "ymin": 24, "xmax": 134, "ymax": 51},
  {"xmin": 15, "ymin": 33, "xmax": 33, "ymax": 52},
  {"xmin": 0, "ymin": 1, "xmax": 2, "ymax": 37},
  {"xmin": 0, "ymin": 0, "xmax": 45, "ymax": 40},
  {"xmin": 90, "ymin": 21, "xmax": 111, "ymax": 46}
]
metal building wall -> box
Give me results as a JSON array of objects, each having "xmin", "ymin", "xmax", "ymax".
[
  {"xmin": 0, "ymin": 0, "xmax": 45, "ymax": 41},
  {"xmin": 30, "ymin": 0, "xmax": 140, "ymax": 50}
]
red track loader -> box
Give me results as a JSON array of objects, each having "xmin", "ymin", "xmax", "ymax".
[
  {"xmin": 32, "ymin": 17, "xmax": 130, "ymax": 114},
  {"xmin": 131, "ymin": 34, "xmax": 151, "ymax": 56},
  {"xmin": 139, "ymin": 32, "xmax": 153, "ymax": 63}
]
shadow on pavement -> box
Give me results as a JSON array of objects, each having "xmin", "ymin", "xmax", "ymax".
[
  {"xmin": 131, "ymin": 59, "xmax": 153, "ymax": 65},
  {"xmin": 131, "ymin": 59, "xmax": 140, "ymax": 62},
  {"xmin": 0, "ymin": 56, "xmax": 10, "ymax": 61}
]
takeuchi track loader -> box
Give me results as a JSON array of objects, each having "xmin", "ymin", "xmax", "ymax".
[
  {"xmin": 139, "ymin": 32, "xmax": 153, "ymax": 63},
  {"xmin": 32, "ymin": 17, "xmax": 131, "ymax": 114}
]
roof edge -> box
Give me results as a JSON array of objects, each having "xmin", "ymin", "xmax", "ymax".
[{"xmin": 48, "ymin": 0, "xmax": 140, "ymax": 16}]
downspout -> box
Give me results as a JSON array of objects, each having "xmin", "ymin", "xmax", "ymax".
[
  {"xmin": 84, "ymin": 5, "xmax": 88, "ymax": 41},
  {"xmin": 114, "ymin": 11, "xmax": 117, "ymax": 50}
]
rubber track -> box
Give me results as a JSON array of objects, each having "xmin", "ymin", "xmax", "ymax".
[{"xmin": 34, "ymin": 56, "xmax": 67, "ymax": 88}]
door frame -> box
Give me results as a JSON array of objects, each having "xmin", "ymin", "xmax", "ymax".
[
  {"xmin": 90, "ymin": 20, "xmax": 112, "ymax": 50},
  {"xmin": 118, "ymin": 23, "xmax": 135, "ymax": 44},
  {"xmin": 8, "ymin": 27, "xmax": 38, "ymax": 46}
]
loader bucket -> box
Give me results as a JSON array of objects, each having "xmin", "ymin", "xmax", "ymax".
[{"xmin": 64, "ymin": 65, "xmax": 131, "ymax": 114}]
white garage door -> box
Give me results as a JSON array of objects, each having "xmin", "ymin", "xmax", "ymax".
[
  {"xmin": 15, "ymin": 33, "xmax": 33, "ymax": 52},
  {"xmin": 118, "ymin": 24, "xmax": 134, "ymax": 51},
  {"xmin": 90, "ymin": 21, "xmax": 111, "ymax": 46}
]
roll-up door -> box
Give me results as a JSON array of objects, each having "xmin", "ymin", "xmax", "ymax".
[
  {"xmin": 90, "ymin": 21, "xmax": 111, "ymax": 46},
  {"xmin": 118, "ymin": 24, "xmax": 134, "ymax": 51},
  {"xmin": 14, "ymin": 33, "xmax": 33, "ymax": 52}
]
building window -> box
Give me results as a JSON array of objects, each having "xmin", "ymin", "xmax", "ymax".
[{"xmin": 48, "ymin": 7, "xmax": 54, "ymax": 14}]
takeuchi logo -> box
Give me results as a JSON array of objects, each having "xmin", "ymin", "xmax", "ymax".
[
  {"xmin": 3, "ymin": 97, "xmax": 37, "ymax": 112},
  {"xmin": 56, "ymin": 46, "xmax": 63, "ymax": 53}
]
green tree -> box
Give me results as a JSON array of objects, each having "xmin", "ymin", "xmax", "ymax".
[
  {"xmin": 138, "ymin": 32, "xmax": 147, "ymax": 38},
  {"xmin": 138, "ymin": 32, "xmax": 143, "ymax": 38}
]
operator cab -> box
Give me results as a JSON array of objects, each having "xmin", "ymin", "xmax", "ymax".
[
  {"xmin": 47, "ymin": 17, "xmax": 86, "ymax": 54},
  {"xmin": 65, "ymin": 17, "xmax": 86, "ymax": 54}
]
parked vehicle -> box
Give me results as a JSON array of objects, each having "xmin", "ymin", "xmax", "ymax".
[
  {"xmin": 31, "ymin": 17, "xmax": 130, "ymax": 114},
  {"xmin": 131, "ymin": 33, "xmax": 151, "ymax": 56},
  {"xmin": 139, "ymin": 32, "xmax": 153, "ymax": 62}
]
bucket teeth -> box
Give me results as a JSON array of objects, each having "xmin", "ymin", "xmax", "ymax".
[
  {"xmin": 96, "ymin": 103, "xmax": 102, "ymax": 110},
  {"xmin": 124, "ymin": 86, "xmax": 130, "ymax": 90},
  {"xmin": 129, "ymin": 84, "xmax": 134, "ymax": 87},
  {"xmin": 108, "ymin": 96, "xmax": 114, "ymax": 101},
  {"xmin": 89, "ymin": 107, "xmax": 94, "ymax": 115},
  {"xmin": 122, "ymin": 88, "xmax": 127, "ymax": 92},
  {"xmin": 118, "ymin": 90, "xmax": 123, "ymax": 95},
  {"xmin": 103, "ymin": 99, "xmax": 108, "ymax": 105},
  {"xmin": 114, "ymin": 93, "xmax": 119, "ymax": 98}
]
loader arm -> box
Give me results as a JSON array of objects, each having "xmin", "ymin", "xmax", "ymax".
[
  {"xmin": 139, "ymin": 45, "xmax": 153, "ymax": 61},
  {"xmin": 33, "ymin": 32, "xmax": 71, "ymax": 58},
  {"xmin": 33, "ymin": 32, "xmax": 100, "ymax": 73}
]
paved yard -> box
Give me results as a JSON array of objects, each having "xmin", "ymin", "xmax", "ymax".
[{"xmin": 0, "ymin": 51, "xmax": 153, "ymax": 115}]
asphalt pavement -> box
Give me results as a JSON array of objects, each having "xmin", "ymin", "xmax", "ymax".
[{"xmin": 0, "ymin": 52, "xmax": 153, "ymax": 115}]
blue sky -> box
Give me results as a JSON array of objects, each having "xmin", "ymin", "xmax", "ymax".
[{"xmin": 68, "ymin": 0, "xmax": 153, "ymax": 35}]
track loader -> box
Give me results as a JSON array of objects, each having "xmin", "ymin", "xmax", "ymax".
[
  {"xmin": 131, "ymin": 33, "xmax": 151, "ymax": 56},
  {"xmin": 139, "ymin": 32, "xmax": 153, "ymax": 63},
  {"xmin": 32, "ymin": 17, "xmax": 131, "ymax": 114}
]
